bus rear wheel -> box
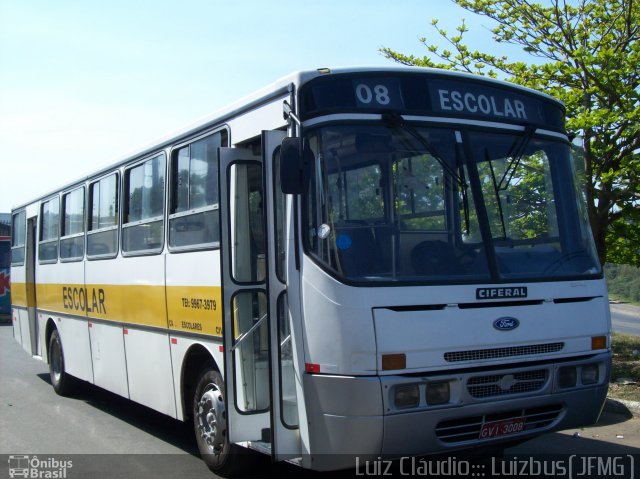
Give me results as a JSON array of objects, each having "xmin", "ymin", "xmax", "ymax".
[
  {"xmin": 192, "ymin": 365, "xmax": 255, "ymax": 476},
  {"xmin": 48, "ymin": 329, "xmax": 76, "ymax": 396}
]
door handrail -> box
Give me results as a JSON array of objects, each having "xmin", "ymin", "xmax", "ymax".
[{"xmin": 230, "ymin": 312, "xmax": 268, "ymax": 352}]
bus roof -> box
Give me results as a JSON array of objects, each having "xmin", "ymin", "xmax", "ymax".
[{"xmin": 11, "ymin": 66, "xmax": 564, "ymax": 212}]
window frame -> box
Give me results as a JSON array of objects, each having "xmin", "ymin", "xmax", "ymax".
[
  {"xmin": 38, "ymin": 195, "xmax": 60, "ymax": 264},
  {"xmin": 121, "ymin": 151, "xmax": 167, "ymax": 257},
  {"xmin": 10, "ymin": 210, "xmax": 26, "ymax": 266},
  {"xmin": 87, "ymin": 171, "xmax": 120, "ymax": 260},
  {"xmin": 167, "ymin": 128, "xmax": 228, "ymax": 253},
  {"xmin": 59, "ymin": 186, "xmax": 86, "ymax": 262}
]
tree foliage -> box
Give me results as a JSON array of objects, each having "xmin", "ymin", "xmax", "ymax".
[
  {"xmin": 380, "ymin": 0, "xmax": 640, "ymax": 266},
  {"xmin": 605, "ymin": 263, "xmax": 640, "ymax": 302}
]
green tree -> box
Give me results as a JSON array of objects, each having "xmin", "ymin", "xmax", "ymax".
[
  {"xmin": 380, "ymin": 0, "xmax": 640, "ymax": 266},
  {"xmin": 605, "ymin": 263, "xmax": 640, "ymax": 302}
]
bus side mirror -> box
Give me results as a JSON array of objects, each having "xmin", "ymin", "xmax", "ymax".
[{"xmin": 280, "ymin": 137, "xmax": 307, "ymax": 194}]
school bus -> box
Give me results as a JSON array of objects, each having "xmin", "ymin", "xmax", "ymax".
[{"xmin": 11, "ymin": 67, "xmax": 610, "ymax": 474}]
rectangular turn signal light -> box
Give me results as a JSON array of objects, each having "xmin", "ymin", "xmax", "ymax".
[
  {"xmin": 591, "ymin": 336, "xmax": 606, "ymax": 350},
  {"xmin": 382, "ymin": 353, "xmax": 406, "ymax": 371}
]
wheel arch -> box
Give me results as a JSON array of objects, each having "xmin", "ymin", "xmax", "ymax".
[
  {"xmin": 44, "ymin": 317, "xmax": 57, "ymax": 364},
  {"xmin": 180, "ymin": 344, "xmax": 220, "ymax": 420}
]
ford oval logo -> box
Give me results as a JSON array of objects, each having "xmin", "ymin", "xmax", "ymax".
[{"xmin": 493, "ymin": 317, "xmax": 520, "ymax": 331}]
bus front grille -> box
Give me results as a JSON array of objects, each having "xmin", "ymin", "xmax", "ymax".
[
  {"xmin": 444, "ymin": 342, "xmax": 564, "ymax": 363},
  {"xmin": 435, "ymin": 404, "xmax": 563, "ymax": 444},
  {"xmin": 467, "ymin": 369, "xmax": 548, "ymax": 398}
]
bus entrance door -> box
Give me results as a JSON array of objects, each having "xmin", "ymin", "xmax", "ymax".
[
  {"xmin": 262, "ymin": 130, "xmax": 301, "ymax": 460},
  {"xmin": 219, "ymin": 132, "xmax": 300, "ymax": 460},
  {"xmin": 26, "ymin": 217, "xmax": 38, "ymax": 356}
]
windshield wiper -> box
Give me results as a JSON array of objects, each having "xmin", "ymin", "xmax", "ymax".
[
  {"xmin": 485, "ymin": 149, "xmax": 508, "ymax": 240},
  {"xmin": 382, "ymin": 112, "xmax": 467, "ymax": 190},
  {"xmin": 497, "ymin": 125, "xmax": 537, "ymax": 190},
  {"xmin": 484, "ymin": 126, "xmax": 537, "ymax": 241},
  {"xmin": 457, "ymin": 146, "xmax": 471, "ymax": 235}
]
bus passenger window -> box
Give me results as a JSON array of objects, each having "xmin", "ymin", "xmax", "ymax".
[
  {"xmin": 169, "ymin": 130, "xmax": 226, "ymax": 249},
  {"xmin": 87, "ymin": 173, "xmax": 119, "ymax": 258},
  {"xmin": 60, "ymin": 187, "xmax": 85, "ymax": 261},
  {"xmin": 123, "ymin": 154, "xmax": 166, "ymax": 254},
  {"xmin": 230, "ymin": 162, "xmax": 265, "ymax": 284},
  {"xmin": 11, "ymin": 210, "xmax": 26, "ymax": 265},
  {"xmin": 39, "ymin": 197, "xmax": 59, "ymax": 263},
  {"xmin": 231, "ymin": 290, "xmax": 269, "ymax": 412}
]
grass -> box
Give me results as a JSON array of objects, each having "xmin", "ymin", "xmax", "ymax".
[{"xmin": 609, "ymin": 333, "xmax": 640, "ymax": 402}]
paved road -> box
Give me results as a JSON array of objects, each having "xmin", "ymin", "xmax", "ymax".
[
  {"xmin": 611, "ymin": 303, "xmax": 640, "ymax": 336},
  {"xmin": 1, "ymin": 323, "xmax": 638, "ymax": 479}
]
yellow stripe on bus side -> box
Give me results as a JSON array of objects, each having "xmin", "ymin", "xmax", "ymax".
[
  {"xmin": 29, "ymin": 283, "xmax": 222, "ymax": 336},
  {"xmin": 10, "ymin": 282, "xmax": 34, "ymax": 308},
  {"xmin": 167, "ymin": 285, "xmax": 222, "ymax": 336}
]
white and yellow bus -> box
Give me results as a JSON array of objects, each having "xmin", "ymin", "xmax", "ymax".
[{"xmin": 11, "ymin": 67, "xmax": 610, "ymax": 474}]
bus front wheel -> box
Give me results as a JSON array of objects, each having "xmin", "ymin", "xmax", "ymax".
[
  {"xmin": 192, "ymin": 364, "xmax": 255, "ymax": 476},
  {"xmin": 48, "ymin": 329, "xmax": 76, "ymax": 396}
]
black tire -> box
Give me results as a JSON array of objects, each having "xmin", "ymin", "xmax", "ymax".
[
  {"xmin": 192, "ymin": 363, "xmax": 257, "ymax": 476},
  {"xmin": 48, "ymin": 329, "xmax": 76, "ymax": 396}
]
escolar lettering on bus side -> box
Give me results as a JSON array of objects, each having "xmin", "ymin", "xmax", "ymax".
[{"xmin": 62, "ymin": 286, "xmax": 107, "ymax": 314}]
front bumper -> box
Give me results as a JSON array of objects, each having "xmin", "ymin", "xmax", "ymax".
[{"xmin": 303, "ymin": 352, "xmax": 610, "ymax": 471}]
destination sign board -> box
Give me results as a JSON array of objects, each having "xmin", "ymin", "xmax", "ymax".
[
  {"xmin": 299, "ymin": 73, "xmax": 564, "ymax": 128},
  {"xmin": 427, "ymin": 79, "xmax": 544, "ymax": 123}
]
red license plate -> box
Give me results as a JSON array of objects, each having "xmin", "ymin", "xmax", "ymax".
[{"xmin": 479, "ymin": 417, "xmax": 525, "ymax": 439}]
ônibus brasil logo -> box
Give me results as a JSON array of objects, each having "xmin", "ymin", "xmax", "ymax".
[{"xmin": 8, "ymin": 455, "xmax": 73, "ymax": 478}]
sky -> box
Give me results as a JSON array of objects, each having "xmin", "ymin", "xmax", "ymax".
[{"xmin": 0, "ymin": 0, "xmax": 529, "ymax": 213}]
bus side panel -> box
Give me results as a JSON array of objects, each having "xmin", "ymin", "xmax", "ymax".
[
  {"xmin": 117, "ymin": 255, "xmax": 174, "ymax": 415},
  {"xmin": 37, "ymin": 312, "xmax": 48, "ymax": 359},
  {"xmin": 11, "ymin": 265, "xmax": 27, "ymax": 347},
  {"xmin": 84, "ymin": 256, "xmax": 130, "ymax": 401},
  {"xmin": 89, "ymin": 321, "xmax": 129, "ymax": 398},
  {"xmin": 38, "ymin": 260, "xmax": 94, "ymax": 382},
  {"xmin": 18, "ymin": 309, "xmax": 33, "ymax": 355},
  {"xmin": 54, "ymin": 315, "xmax": 94, "ymax": 383},
  {"xmin": 11, "ymin": 265, "xmax": 27, "ymax": 346},
  {"xmin": 227, "ymin": 98, "xmax": 288, "ymax": 145},
  {"xmin": 125, "ymin": 327, "xmax": 176, "ymax": 417},
  {"xmin": 12, "ymin": 309, "xmax": 23, "ymax": 343},
  {"xmin": 168, "ymin": 337, "xmax": 224, "ymax": 421},
  {"xmin": 166, "ymin": 250, "xmax": 223, "ymax": 420},
  {"xmin": 165, "ymin": 250, "xmax": 223, "ymax": 338}
]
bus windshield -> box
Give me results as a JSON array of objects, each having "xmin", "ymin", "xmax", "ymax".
[{"xmin": 303, "ymin": 123, "xmax": 600, "ymax": 283}]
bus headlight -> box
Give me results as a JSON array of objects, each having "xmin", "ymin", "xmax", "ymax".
[
  {"xmin": 426, "ymin": 381, "xmax": 450, "ymax": 405},
  {"xmin": 558, "ymin": 366, "xmax": 577, "ymax": 388},
  {"xmin": 581, "ymin": 364, "xmax": 599, "ymax": 385},
  {"xmin": 394, "ymin": 384, "xmax": 420, "ymax": 408}
]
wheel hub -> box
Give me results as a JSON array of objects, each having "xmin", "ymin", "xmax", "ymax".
[
  {"xmin": 197, "ymin": 383, "xmax": 226, "ymax": 454},
  {"xmin": 51, "ymin": 341, "xmax": 62, "ymax": 383}
]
